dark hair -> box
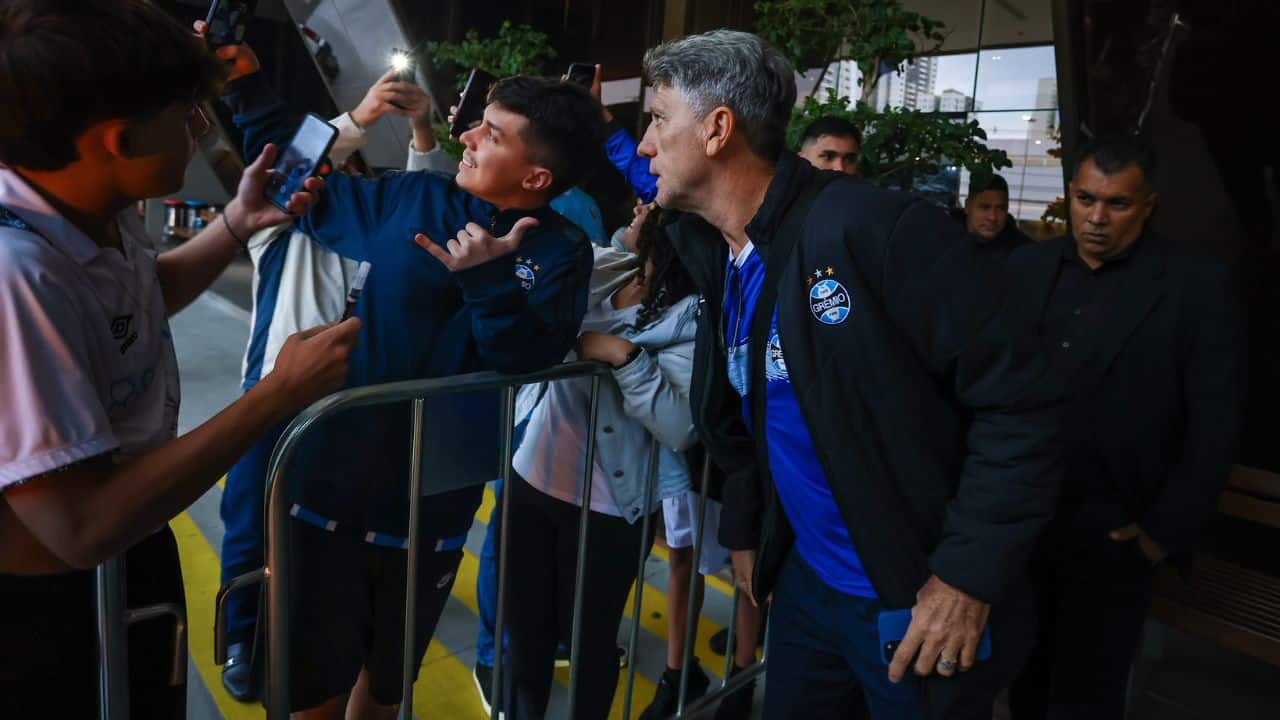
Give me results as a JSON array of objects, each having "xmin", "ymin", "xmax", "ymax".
[
  {"xmin": 633, "ymin": 208, "xmax": 696, "ymax": 329},
  {"xmin": 1073, "ymin": 133, "xmax": 1157, "ymax": 193},
  {"xmin": 968, "ymin": 173, "xmax": 1009, "ymax": 197},
  {"xmin": 800, "ymin": 116, "xmax": 862, "ymax": 148},
  {"xmin": 0, "ymin": 0, "xmax": 227, "ymax": 171},
  {"xmin": 487, "ymin": 76, "xmax": 606, "ymax": 197}
]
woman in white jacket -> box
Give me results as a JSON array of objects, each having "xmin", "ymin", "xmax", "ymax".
[{"xmin": 503, "ymin": 204, "xmax": 697, "ymax": 719}]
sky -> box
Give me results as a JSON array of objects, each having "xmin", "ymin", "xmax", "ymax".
[{"xmin": 933, "ymin": 44, "xmax": 1058, "ymax": 111}]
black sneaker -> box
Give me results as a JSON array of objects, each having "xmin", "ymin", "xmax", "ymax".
[
  {"xmin": 473, "ymin": 663, "xmax": 504, "ymax": 718},
  {"xmin": 220, "ymin": 641, "xmax": 257, "ymax": 702},
  {"xmin": 553, "ymin": 644, "xmax": 629, "ymax": 668},
  {"xmin": 638, "ymin": 660, "xmax": 711, "ymax": 720}
]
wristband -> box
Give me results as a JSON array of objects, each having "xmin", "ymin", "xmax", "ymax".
[{"xmin": 222, "ymin": 212, "xmax": 248, "ymax": 252}]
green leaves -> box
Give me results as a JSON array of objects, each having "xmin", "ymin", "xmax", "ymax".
[
  {"xmin": 427, "ymin": 21, "xmax": 557, "ymax": 93},
  {"xmin": 755, "ymin": 0, "xmax": 947, "ymax": 103},
  {"xmin": 789, "ymin": 90, "xmax": 1011, "ymax": 194}
]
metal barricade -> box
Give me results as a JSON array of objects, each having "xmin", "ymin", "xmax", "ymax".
[
  {"xmin": 219, "ymin": 358, "xmax": 767, "ymax": 719},
  {"xmin": 96, "ymin": 553, "xmax": 190, "ymax": 720}
]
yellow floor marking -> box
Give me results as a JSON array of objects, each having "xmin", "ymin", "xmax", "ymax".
[
  {"xmin": 180, "ymin": 480, "xmax": 734, "ymax": 720},
  {"xmin": 172, "ymin": 513, "xmax": 265, "ymax": 720}
]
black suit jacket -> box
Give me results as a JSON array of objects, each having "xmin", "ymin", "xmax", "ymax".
[{"xmin": 1005, "ymin": 234, "xmax": 1244, "ymax": 557}]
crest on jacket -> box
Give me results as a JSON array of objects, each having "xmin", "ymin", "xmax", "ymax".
[
  {"xmin": 807, "ymin": 267, "xmax": 851, "ymax": 325},
  {"xmin": 515, "ymin": 256, "xmax": 540, "ymax": 291},
  {"xmin": 766, "ymin": 331, "xmax": 789, "ymax": 381}
]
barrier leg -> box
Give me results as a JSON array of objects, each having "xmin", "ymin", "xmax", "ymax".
[
  {"xmin": 266, "ymin": 452, "xmax": 293, "ymax": 719},
  {"xmin": 676, "ymin": 453, "xmax": 712, "ymax": 716},
  {"xmin": 400, "ymin": 398, "xmax": 427, "ymax": 718},
  {"xmin": 566, "ymin": 375, "xmax": 602, "ymax": 720},
  {"xmin": 492, "ymin": 386, "xmax": 517, "ymax": 720},
  {"xmin": 621, "ymin": 439, "xmax": 661, "ymax": 720},
  {"xmin": 96, "ymin": 556, "xmax": 130, "ymax": 720}
]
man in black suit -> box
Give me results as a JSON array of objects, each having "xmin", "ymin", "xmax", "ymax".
[
  {"xmin": 959, "ymin": 174, "xmax": 1031, "ymax": 261},
  {"xmin": 1007, "ymin": 134, "xmax": 1243, "ymax": 719}
]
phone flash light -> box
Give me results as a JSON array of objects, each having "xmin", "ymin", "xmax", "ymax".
[{"xmin": 390, "ymin": 52, "xmax": 412, "ymax": 73}]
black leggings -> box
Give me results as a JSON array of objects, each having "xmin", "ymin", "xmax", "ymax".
[{"xmin": 501, "ymin": 474, "xmax": 655, "ymax": 720}]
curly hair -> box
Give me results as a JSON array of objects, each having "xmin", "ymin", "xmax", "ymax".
[{"xmin": 632, "ymin": 208, "xmax": 697, "ymax": 329}]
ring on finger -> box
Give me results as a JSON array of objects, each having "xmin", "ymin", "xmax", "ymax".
[{"xmin": 936, "ymin": 657, "xmax": 958, "ymax": 674}]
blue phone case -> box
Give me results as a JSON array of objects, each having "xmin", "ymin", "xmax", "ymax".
[{"xmin": 876, "ymin": 608, "xmax": 992, "ymax": 665}]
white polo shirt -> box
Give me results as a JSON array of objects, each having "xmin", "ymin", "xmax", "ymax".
[{"xmin": 0, "ymin": 167, "xmax": 180, "ymax": 490}]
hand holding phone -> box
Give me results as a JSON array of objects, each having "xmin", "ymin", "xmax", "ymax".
[
  {"xmin": 877, "ymin": 608, "xmax": 992, "ymax": 666},
  {"xmin": 450, "ymin": 68, "xmax": 499, "ymax": 139},
  {"xmin": 566, "ymin": 63, "xmax": 595, "ymax": 87},
  {"xmin": 204, "ymin": 0, "xmax": 258, "ymax": 48},
  {"xmin": 265, "ymin": 114, "xmax": 338, "ymax": 213}
]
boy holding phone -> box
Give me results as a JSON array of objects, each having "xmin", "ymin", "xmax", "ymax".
[
  {"xmin": 0, "ymin": 3, "xmax": 357, "ymax": 718},
  {"xmin": 220, "ymin": 54, "xmax": 603, "ymax": 718}
]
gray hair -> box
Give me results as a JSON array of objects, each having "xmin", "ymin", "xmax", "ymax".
[{"xmin": 643, "ymin": 29, "xmax": 796, "ymax": 162}]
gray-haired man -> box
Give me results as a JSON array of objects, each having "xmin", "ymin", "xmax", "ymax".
[{"xmin": 639, "ymin": 30, "xmax": 1062, "ymax": 718}]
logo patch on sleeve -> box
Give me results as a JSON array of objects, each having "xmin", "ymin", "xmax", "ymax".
[
  {"xmin": 806, "ymin": 267, "xmax": 851, "ymax": 325},
  {"xmin": 514, "ymin": 256, "xmax": 540, "ymax": 291}
]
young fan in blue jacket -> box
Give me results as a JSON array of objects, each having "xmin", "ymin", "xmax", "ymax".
[{"xmin": 222, "ymin": 69, "xmax": 601, "ymax": 717}]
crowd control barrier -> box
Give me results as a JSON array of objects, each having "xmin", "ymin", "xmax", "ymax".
[{"xmin": 205, "ymin": 360, "xmax": 767, "ymax": 719}]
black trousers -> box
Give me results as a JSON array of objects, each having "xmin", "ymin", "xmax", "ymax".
[
  {"xmin": 1009, "ymin": 527, "xmax": 1156, "ymax": 720},
  {"xmin": 0, "ymin": 526, "xmax": 187, "ymax": 720},
  {"xmin": 501, "ymin": 475, "xmax": 655, "ymax": 720}
]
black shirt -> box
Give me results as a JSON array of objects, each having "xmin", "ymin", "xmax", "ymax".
[
  {"xmin": 1042, "ymin": 238, "xmax": 1137, "ymax": 382},
  {"xmin": 1045, "ymin": 237, "xmax": 1138, "ymax": 502}
]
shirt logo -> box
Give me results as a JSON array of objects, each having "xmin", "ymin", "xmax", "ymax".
[
  {"xmin": 514, "ymin": 256, "xmax": 539, "ymax": 291},
  {"xmin": 110, "ymin": 314, "xmax": 139, "ymax": 354},
  {"xmin": 807, "ymin": 268, "xmax": 851, "ymax": 326},
  {"xmin": 765, "ymin": 331, "xmax": 789, "ymax": 382}
]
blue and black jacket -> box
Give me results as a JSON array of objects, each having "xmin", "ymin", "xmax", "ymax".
[{"xmin": 223, "ymin": 74, "xmax": 593, "ymax": 539}]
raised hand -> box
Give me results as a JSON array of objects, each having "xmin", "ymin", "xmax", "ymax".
[
  {"xmin": 351, "ymin": 69, "xmax": 433, "ymax": 134},
  {"xmin": 193, "ymin": 20, "xmax": 260, "ymax": 83},
  {"xmin": 224, "ymin": 144, "xmax": 325, "ymax": 238},
  {"xmin": 414, "ymin": 218, "xmax": 540, "ymax": 272}
]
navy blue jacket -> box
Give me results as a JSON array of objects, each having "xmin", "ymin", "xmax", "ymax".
[
  {"xmin": 223, "ymin": 74, "xmax": 593, "ymax": 536},
  {"xmin": 672, "ymin": 154, "xmax": 1064, "ymax": 608}
]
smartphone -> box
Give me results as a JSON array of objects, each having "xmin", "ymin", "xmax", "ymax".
[
  {"xmin": 204, "ymin": 0, "xmax": 258, "ymax": 48},
  {"xmin": 566, "ymin": 63, "xmax": 595, "ymax": 87},
  {"xmin": 877, "ymin": 608, "xmax": 992, "ymax": 665},
  {"xmin": 264, "ymin": 113, "xmax": 338, "ymax": 213},
  {"xmin": 450, "ymin": 67, "xmax": 499, "ymax": 139}
]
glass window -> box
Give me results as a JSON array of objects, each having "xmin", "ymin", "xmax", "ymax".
[
  {"xmin": 972, "ymin": 45, "xmax": 1059, "ymax": 112},
  {"xmin": 961, "ymin": 109, "xmax": 1062, "ymax": 221}
]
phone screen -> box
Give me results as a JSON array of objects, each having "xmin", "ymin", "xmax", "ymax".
[
  {"xmin": 205, "ymin": 0, "xmax": 257, "ymax": 48},
  {"xmin": 451, "ymin": 68, "xmax": 499, "ymax": 138},
  {"xmin": 265, "ymin": 115, "xmax": 337, "ymax": 212},
  {"xmin": 567, "ymin": 63, "xmax": 594, "ymax": 87}
]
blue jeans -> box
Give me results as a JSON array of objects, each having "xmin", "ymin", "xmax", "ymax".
[
  {"xmin": 218, "ymin": 420, "xmax": 287, "ymax": 647},
  {"xmin": 475, "ymin": 478, "xmax": 505, "ymax": 668},
  {"xmin": 764, "ymin": 552, "xmax": 918, "ymax": 719},
  {"xmin": 765, "ymin": 551, "xmax": 1026, "ymax": 720}
]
